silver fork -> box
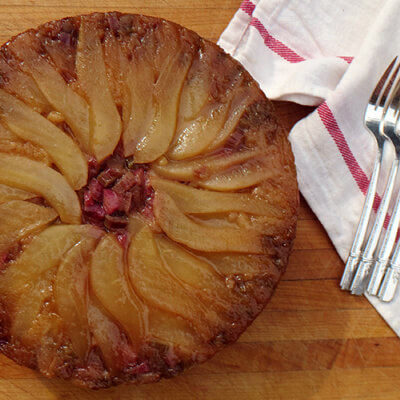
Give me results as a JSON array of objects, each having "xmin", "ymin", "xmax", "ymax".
[
  {"xmin": 376, "ymin": 84, "xmax": 400, "ymax": 302},
  {"xmin": 340, "ymin": 57, "xmax": 399, "ymax": 290},
  {"xmin": 350, "ymin": 61, "xmax": 400, "ymax": 295}
]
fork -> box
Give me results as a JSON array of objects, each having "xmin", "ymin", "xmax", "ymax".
[
  {"xmin": 340, "ymin": 57, "xmax": 399, "ymax": 290},
  {"xmin": 350, "ymin": 61, "xmax": 400, "ymax": 295}
]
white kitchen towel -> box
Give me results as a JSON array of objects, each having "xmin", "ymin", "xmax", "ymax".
[{"xmin": 219, "ymin": 0, "xmax": 400, "ymax": 335}]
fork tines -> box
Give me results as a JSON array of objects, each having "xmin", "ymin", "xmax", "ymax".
[{"xmin": 341, "ymin": 56, "xmax": 400, "ymax": 302}]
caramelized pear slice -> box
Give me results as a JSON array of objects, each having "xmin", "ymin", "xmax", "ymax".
[
  {"xmin": 0, "ymin": 51, "xmax": 49, "ymax": 112},
  {"xmin": 0, "ymin": 139, "xmax": 51, "ymax": 165},
  {"xmin": 150, "ymin": 175, "xmax": 283, "ymax": 217},
  {"xmin": 133, "ymin": 51, "xmax": 192, "ymax": 163},
  {"xmin": 167, "ymin": 103, "xmax": 229, "ymax": 161},
  {"xmin": 156, "ymin": 236, "xmax": 235, "ymax": 309},
  {"xmin": 123, "ymin": 33, "xmax": 193, "ymax": 162},
  {"xmin": 177, "ymin": 43, "xmax": 214, "ymax": 121},
  {"xmin": 128, "ymin": 226, "xmax": 212, "ymax": 335},
  {"xmin": 168, "ymin": 72, "xmax": 248, "ymax": 160},
  {"xmin": 0, "ymin": 123, "xmax": 18, "ymax": 140},
  {"xmin": 148, "ymin": 308, "xmax": 211, "ymax": 356},
  {"xmin": 7, "ymin": 38, "xmax": 91, "ymax": 152},
  {"xmin": 206, "ymin": 89, "xmax": 259, "ymax": 152},
  {"xmin": 153, "ymin": 192, "xmax": 263, "ymax": 253},
  {"xmin": 0, "ymin": 224, "xmax": 103, "ymax": 294},
  {"xmin": 0, "ymin": 184, "xmax": 34, "ymax": 204},
  {"xmin": 0, "ymin": 200, "xmax": 57, "ymax": 253},
  {"xmin": 121, "ymin": 48, "xmax": 154, "ymax": 157},
  {"xmin": 205, "ymin": 253, "xmax": 270, "ymax": 277},
  {"xmin": 55, "ymin": 238, "xmax": 98, "ymax": 361},
  {"xmin": 76, "ymin": 17, "xmax": 122, "ymax": 161},
  {"xmin": 0, "ymin": 89, "xmax": 88, "ymax": 189},
  {"xmin": 0, "ymin": 154, "xmax": 81, "ymax": 224},
  {"xmin": 198, "ymin": 160, "xmax": 274, "ymax": 191},
  {"xmin": 87, "ymin": 299, "xmax": 138, "ymax": 374},
  {"xmin": 152, "ymin": 149, "xmax": 261, "ymax": 181},
  {"xmin": 90, "ymin": 234, "xmax": 145, "ymax": 347},
  {"xmin": 10, "ymin": 267, "xmax": 55, "ymax": 342}
]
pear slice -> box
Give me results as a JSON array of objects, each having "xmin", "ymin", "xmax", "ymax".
[
  {"xmin": 0, "ymin": 123, "xmax": 18, "ymax": 140},
  {"xmin": 156, "ymin": 236, "xmax": 236, "ymax": 310},
  {"xmin": 132, "ymin": 50, "xmax": 193, "ymax": 163},
  {"xmin": 176, "ymin": 43, "xmax": 214, "ymax": 122},
  {"xmin": 153, "ymin": 192, "xmax": 263, "ymax": 253},
  {"xmin": 168, "ymin": 71, "xmax": 247, "ymax": 161},
  {"xmin": 0, "ymin": 224, "xmax": 103, "ymax": 295},
  {"xmin": 90, "ymin": 234, "xmax": 145, "ymax": 347},
  {"xmin": 87, "ymin": 299, "xmax": 138, "ymax": 373},
  {"xmin": 0, "ymin": 184, "xmax": 34, "ymax": 204},
  {"xmin": 123, "ymin": 35, "xmax": 193, "ymax": 162},
  {"xmin": 0, "ymin": 51, "xmax": 49, "ymax": 112},
  {"xmin": 128, "ymin": 226, "xmax": 212, "ymax": 337},
  {"xmin": 76, "ymin": 17, "xmax": 122, "ymax": 161},
  {"xmin": 205, "ymin": 253, "xmax": 269, "ymax": 277},
  {"xmin": 7, "ymin": 39, "xmax": 91, "ymax": 152},
  {"xmin": 206, "ymin": 88, "xmax": 259, "ymax": 152},
  {"xmin": 0, "ymin": 200, "xmax": 57, "ymax": 253},
  {"xmin": 0, "ymin": 89, "xmax": 88, "ymax": 189},
  {"xmin": 152, "ymin": 149, "xmax": 261, "ymax": 181},
  {"xmin": 0, "ymin": 139, "xmax": 51, "ymax": 165},
  {"xmin": 55, "ymin": 237, "xmax": 98, "ymax": 361},
  {"xmin": 0, "ymin": 154, "xmax": 81, "ymax": 224},
  {"xmin": 102, "ymin": 29, "xmax": 131, "ymax": 127},
  {"xmin": 148, "ymin": 308, "xmax": 212, "ymax": 357},
  {"xmin": 198, "ymin": 159, "xmax": 274, "ymax": 191},
  {"xmin": 167, "ymin": 103, "xmax": 229, "ymax": 161},
  {"xmin": 120, "ymin": 42, "xmax": 154, "ymax": 158},
  {"xmin": 10, "ymin": 267, "xmax": 56, "ymax": 342},
  {"xmin": 150, "ymin": 175, "xmax": 283, "ymax": 218}
]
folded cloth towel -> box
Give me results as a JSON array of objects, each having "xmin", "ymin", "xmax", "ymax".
[{"xmin": 219, "ymin": 0, "xmax": 400, "ymax": 335}]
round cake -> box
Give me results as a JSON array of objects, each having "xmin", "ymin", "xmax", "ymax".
[{"xmin": 0, "ymin": 12, "xmax": 298, "ymax": 389}]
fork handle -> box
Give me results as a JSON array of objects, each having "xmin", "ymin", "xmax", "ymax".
[
  {"xmin": 378, "ymin": 261, "xmax": 400, "ymax": 302},
  {"xmin": 378, "ymin": 235, "xmax": 400, "ymax": 302},
  {"xmin": 351, "ymin": 158, "xmax": 399, "ymax": 294},
  {"xmin": 367, "ymin": 258, "xmax": 389, "ymax": 295},
  {"xmin": 340, "ymin": 152, "xmax": 382, "ymax": 290}
]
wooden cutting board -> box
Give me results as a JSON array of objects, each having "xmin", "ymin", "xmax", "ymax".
[{"xmin": 0, "ymin": 1, "xmax": 397, "ymax": 399}]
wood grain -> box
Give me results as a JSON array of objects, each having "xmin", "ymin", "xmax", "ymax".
[{"xmin": 0, "ymin": 1, "xmax": 396, "ymax": 399}]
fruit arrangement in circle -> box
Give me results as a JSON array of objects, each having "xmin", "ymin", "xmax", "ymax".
[{"xmin": 0, "ymin": 12, "xmax": 298, "ymax": 389}]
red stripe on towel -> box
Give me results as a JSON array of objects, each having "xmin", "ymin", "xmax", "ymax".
[
  {"xmin": 250, "ymin": 18, "xmax": 306, "ymax": 63},
  {"xmin": 318, "ymin": 102, "xmax": 381, "ymax": 211},
  {"xmin": 339, "ymin": 56, "xmax": 354, "ymax": 64},
  {"xmin": 239, "ymin": 0, "xmax": 256, "ymax": 16}
]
